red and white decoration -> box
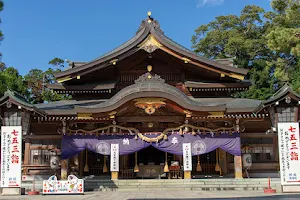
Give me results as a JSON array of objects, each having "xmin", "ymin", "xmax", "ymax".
[
  {"xmin": 43, "ymin": 175, "xmax": 84, "ymax": 194},
  {"xmin": 278, "ymin": 122, "xmax": 300, "ymax": 185},
  {"xmin": 1, "ymin": 126, "xmax": 22, "ymax": 188},
  {"xmin": 183, "ymin": 143, "xmax": 192, "ymax": 171}
]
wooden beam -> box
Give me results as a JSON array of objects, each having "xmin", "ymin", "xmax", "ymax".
[
  {"xmin": 117, "ymin": 115, "xmax": 184, "ymax": 123},
  {"xmin": 25, "ymin": 135, "xmax": 62, "ymax": 139}
]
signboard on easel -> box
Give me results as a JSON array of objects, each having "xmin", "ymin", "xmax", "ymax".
[
  {"xmin": 1, "ymin": 126, "xmax": 22, "ymax": 188},
  {"xmin": 278, "ymin": 123, "xmax": 300, "ymax": 185},
  {"xmin": 183, "ymin": 143, "xmax": 192, "ymax": 171},
  {"xmin": 110, "ymin": 144, "xmax": 119, "ymax": 172}
]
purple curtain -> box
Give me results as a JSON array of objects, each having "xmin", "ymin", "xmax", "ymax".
[{"xmin": 61, "ymin": 132, "xmax": 241, "ymax": 159}]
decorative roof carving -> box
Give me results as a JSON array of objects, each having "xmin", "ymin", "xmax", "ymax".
[
  {"xmin": 134, "ymin": 98, "xmax": 166, "ymax": 115},
  {"xmin": 134, "ymin": 72, "xmax": 165, "ymax": 84},
  {"xmin": 138, "ymin": 35, "xmax": 162, "ymax": 53}
]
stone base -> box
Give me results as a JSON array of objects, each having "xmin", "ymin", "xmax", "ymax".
[
  {"xmin": 1, "ymin": 188, "xmax": 21, "ymax": 195},
  {"xmin": 282, "ymin": 185, "xmax": 300, "ymax": 193}
]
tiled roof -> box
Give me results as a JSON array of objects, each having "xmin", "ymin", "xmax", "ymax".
[{"xmin": 55, "ymin": 17, "xmax": 248, "ymax": 79}]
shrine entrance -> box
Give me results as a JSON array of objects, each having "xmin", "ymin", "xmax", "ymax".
[
  {"xmin": 192, "ymin": 150, "xmax": 219, "ymax": 178},
  {"xmin": 117, "ymin": 146, "xmax": 220, "ymax": 179}
]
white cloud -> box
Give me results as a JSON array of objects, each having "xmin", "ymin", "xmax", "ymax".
[{"xmin": 196, "ymin": 0, "xmax": 224, "ymax": 8}]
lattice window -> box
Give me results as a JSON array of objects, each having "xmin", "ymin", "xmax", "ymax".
[
  {"xmin": 30, "ymin": 149, "xmax": 56, "ymax": 165},
  {"xmin": 277, "ymin": 107, "xmax": 295, "ymax": 122},
  {"xmin": 30, "ymin": 139, "xmax": 61, "ymax": 165},
  {"xmin": 4, "ymin": 111, "xmax": 21, "ymax": 126}
]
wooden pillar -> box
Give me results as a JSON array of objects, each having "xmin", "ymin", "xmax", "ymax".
[
  {"xmin": 184, "ymin": 171, "xmax": 191, "ymax": 179},
  {"xmin": 234, "ymin": 155, "xmax": 243, "ymax": 178},
  {"xmin": 79, "ymin": 151, "xmax": 84, "ymax": 177},
  {"xmin": 218, "ymin": 149, "xmax": 227, "ymax": 175},
  {"xmin": 61, "ymin": 159, "xmax": 68, "ymax": 179},
  {"xmin": 111, "ymin": 172, "xmax": 118, "ymax": 180},
  {"xmin": 183, "ymin": 154, "xmax": 191, "ymax": 179},
  {"xmin": 234, "ymin": 118, "xmax": 243, "ymax": 179},
  {"xmin": 24, "ymin": 139, "xmax": 30, "ymax": 165}
]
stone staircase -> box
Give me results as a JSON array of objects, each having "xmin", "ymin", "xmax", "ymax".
[{"xmin": 22, "ymin": 178, "xmax": 281, "ymax": 192}]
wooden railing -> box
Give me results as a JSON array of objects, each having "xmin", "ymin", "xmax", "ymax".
[
  {"xmin": 22, "ymin": 165, "xmax": 58, "ymax": 175},
  {"xmin": 192, "ymin": 163, "xmax": 217, "ymax": 176},
  {"xmin": 120, "ymin": 169, "xmax": 135, "ymax": 179}
]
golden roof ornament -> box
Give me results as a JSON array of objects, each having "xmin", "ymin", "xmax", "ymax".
[
  {"xmin": 147, "ymin": 11, "xmax": 152, "ymax": 23},
  {"xmin": 147, "ymin": 65, "xmax": 152, "ymax": 72}
]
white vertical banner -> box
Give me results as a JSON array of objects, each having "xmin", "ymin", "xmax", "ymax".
[
  {"xmin": 1, "ymin": 126, "xmax": 22, "ymax": 187},
  {"xmin": 110, "ymin": 144, "xmax": 119, "ymax": 172},
  {"xmin": 278, "ymin": 122, "xmax": 300, "ymax": 185},
  {"xmin": 183, "ymin": 143, "xmax": 192, "ymax": 171}
]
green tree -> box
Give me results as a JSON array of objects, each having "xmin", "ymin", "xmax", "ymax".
[
  {"xmin": 0, "ymin": 67, "xmax": 27, "ymax": 97},
  {"xmin": 266, "ymin": 0, "xmax": 300, "ymax": 92},
  {"xmin": 24, "ymin": 58, "xmax": 70, "ymax": 103},
  {"xmin": 191, "ymin": 5, "xmax": 277, "ymax": 100},
  {"xmin": 48, "ymin": 57, "xmax": 65, "ymax": 68},
  {"xmin": 191, "ymin": 1, "xmax": 300, "ymax": 99}
]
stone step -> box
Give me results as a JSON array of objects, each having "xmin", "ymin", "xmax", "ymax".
[{"xmin": 21, "ymin": 178, "xmax": 281, "ymax": 192}]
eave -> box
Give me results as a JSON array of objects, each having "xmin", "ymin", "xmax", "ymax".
[
  {"xmin": 46, "ymin": 82, "xmax": 116, "ymax": 93},
  {"xmin": 54, "ymin": 18, "xmax": 248, "ymax": 83},
  {"xmin": 0, "ymin": 90, "xmax": 46, "ymax": 116},
  {"xmin": 185, "ymin": 81, "xmax": 251, "ymax": 91}
]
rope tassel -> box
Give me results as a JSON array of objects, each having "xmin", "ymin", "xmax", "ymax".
[
  {"xmin": 134, "ymin": 152, "xmax": 139, "ymax": 172},
  {"xmin": 196, "ymin": 155, "xmax": 202, "ymax": 172},
  {"xmin": 103, "ymin": 155, "xmax": 108, "ymax": 173},
  {"xmin": 84, "ymin": 149, "xmax": 89, "ymax": 172},
  {"xmin": 164, "ymin": 152, "xmax": 169, "ymax": 173}
]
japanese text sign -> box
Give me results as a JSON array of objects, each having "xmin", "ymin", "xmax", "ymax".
[
  {"xmin": 110, "ymin": 144, "xmax": 119, "ymax": 172},
  {"xmin": 1, "ymin": 126, "xmax": 22, "ymax": 187},
  {"xmin": 183, "ymin": 143, "xmax": 192, "ymax": 171},
  {"xmin": 278, "ymin": 123, "xmax": 300, "ymax": 185}
]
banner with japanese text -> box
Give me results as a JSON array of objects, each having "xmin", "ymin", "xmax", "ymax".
[
  {"xmin": 110, "ymin": 144, "xmax": 119, "ymax": 172},
  {"xmin": 278, "ymin": 123, "xmax": 300, "ymax": 185},
  {"xmin": 183, "ymin": 143, "xmax": 192, "ymax": 171},
  {"xmin": 1, "ymin": 126, "xmax": 22, "ymax": 187}
]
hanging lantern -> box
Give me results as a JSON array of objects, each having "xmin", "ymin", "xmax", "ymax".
[
  {"xmin": 196, "ymin": 155, "xmax": 202, "ymax": 172},
  {"xmin": 103, "ymin": 155, "xmax": 108, "ymax": 173},
  {"xmin": 134, "ymin": 152, "xmax": 139, "ymax": 172},
  {"xmin": 164, "ymin": 152, "xmax": 169, "ymax": 173}
]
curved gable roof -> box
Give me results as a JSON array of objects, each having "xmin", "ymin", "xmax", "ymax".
[
  {"xmin": 55, "ymin": 17, "xmax": 248, "ymax": 81},
  {"xmin": 74, "ymin": 72, "xmax": 226, "ymax": 113}
]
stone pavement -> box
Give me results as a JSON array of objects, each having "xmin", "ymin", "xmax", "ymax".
[{"xmin": 0, "ymin": 191, "xmax": 300, "ymax": 200}]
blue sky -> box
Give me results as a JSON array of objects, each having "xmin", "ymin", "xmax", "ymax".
[{"xmin": 1, "ymin": 0, "xmax": 272, "ymax": 75}]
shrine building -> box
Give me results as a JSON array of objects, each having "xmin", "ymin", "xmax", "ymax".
[{"xmin": 0, "ymin": 15, "xmax": 299, "ymax": 182}]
